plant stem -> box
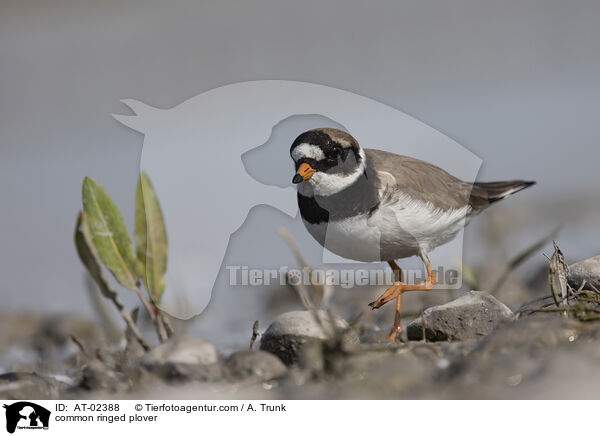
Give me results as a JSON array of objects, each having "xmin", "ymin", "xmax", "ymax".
[
  {"xmin": 159, "ymin": 311, "xmax": 174, "ymax": 338},
  {"xmin": 116, "ymin": 303, "xmax": 151, "ymax": 351},
  {"xmin": 106, "ymin": 291, "xmax": 151, "ymax": 351},
  {"xmin": 134, "ymin": 286, "xmax": 168, "ymax": 342}
]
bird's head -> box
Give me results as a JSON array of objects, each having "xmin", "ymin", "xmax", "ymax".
[{"xmin": 289, "ymin": 128, "xmax": 366, "ymax": 196}]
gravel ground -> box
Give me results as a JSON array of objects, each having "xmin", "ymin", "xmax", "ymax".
[{"xmin": 3, "ymin": 285, "xmax": 600, "ymax": 400}]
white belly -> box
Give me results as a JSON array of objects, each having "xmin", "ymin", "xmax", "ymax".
[
  {"xmin": 303, "ymin": 215, "xmax": 401, "ymax": 262},
  {"xmin": 302, "ymin": 201, "xmax": 469, "ymax": 262}
]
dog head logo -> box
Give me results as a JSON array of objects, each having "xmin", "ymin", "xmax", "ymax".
[
  {"xmin": 3, "ymin": 402, "xmax": 50, "ymax": 434},
  {"xmin": 113, "ymin": 80, "xmax": 481, "ymax": 320}
]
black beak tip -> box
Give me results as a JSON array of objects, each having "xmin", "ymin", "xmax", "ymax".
[{"xmin": 292, "ymin": 174, "xmax": 304, "ymax": 184}]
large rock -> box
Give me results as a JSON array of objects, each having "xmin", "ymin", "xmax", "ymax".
[
  {"xmin": 568, "ymin": 256, "xmax": 600, "ymax": 291},
  {"xmin": 225, "ymin": 350, "xmax": 286, "ymax": 382},
  {"xmin": 260, "ymin": 310, "xmax": 359, "ymax": 365},
  {"xmin": 139, "ymin": 336, "xmax": 221, "ymax": 381},
  {"xmin": 407, "ymin": 291, "xmax": 515, "ymax": 342}
]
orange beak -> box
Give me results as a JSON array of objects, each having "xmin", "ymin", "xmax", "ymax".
[{"xmin": 292, "ymin": 162, "xmax": 316, "ymax": 184}]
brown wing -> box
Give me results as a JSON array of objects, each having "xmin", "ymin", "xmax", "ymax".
[
  {"xmin": 365, "ymin": 149, "xmax": 474, "ymax": 211},
  {"xmin": 365, "ymin": 149, "xmax": 535, "ymax": 213}
]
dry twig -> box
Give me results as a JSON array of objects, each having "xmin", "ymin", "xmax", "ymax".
[{"xmin": 249, "ymin": 320, "xmax": 259, "ymax": 350}]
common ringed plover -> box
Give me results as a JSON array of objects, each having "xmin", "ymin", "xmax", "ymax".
[{"xmin": 290, "ymin": 128, "xmax": 535, "ymax": 340}]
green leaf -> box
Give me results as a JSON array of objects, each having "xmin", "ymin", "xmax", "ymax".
[
  {"xmin": 135, "ymin": 172, "xmax": 168, "ymax": 302},
  {"xmin": 74, "ymin": 211, "xmax": 119, "ymax": 300},
  {"xmin": 82, "ymin": 177, "xmax": 139, "ymax": 290}
]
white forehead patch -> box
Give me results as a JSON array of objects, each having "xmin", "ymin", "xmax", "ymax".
[{"xmin": 291, "ymin": 143, "xmax": 325, "ymax": 162}]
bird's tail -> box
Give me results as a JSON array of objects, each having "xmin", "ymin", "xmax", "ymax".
[{"xmin": 469, "ymin": 180, "xmax": 536, "ymax": 210}]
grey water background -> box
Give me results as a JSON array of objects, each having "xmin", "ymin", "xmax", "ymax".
[{"xmin": 1, "ymin": 0, "xmax": 599, "ymax": 348}]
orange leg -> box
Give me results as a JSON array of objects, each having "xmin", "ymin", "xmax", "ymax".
[
  {"xmin": 387, "ymin": 292, "xmax": 404, "ymax": 340},
  {"xmin": 369, "ymin": 255, "xmax": 437, "ymax": 341},
  {"xmin": 388, "ymin": 259, "xmax": 403, "ymax": 282}
]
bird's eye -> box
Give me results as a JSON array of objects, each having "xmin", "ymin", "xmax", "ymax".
[{"xmin": 328, "ymin": 145, "xmax": 342, "ymax": 158}]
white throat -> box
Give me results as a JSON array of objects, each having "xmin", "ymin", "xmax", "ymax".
[{"xmin": 297, "ymin": 148, "xmax": 367, "ymax": 197}]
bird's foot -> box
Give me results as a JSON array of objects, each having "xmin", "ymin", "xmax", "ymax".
[
  {"xmin": 368, "ymin": 278, "xmax": 435, "ymax": 310},
  {"xmin": 368, "ymin": 271, "xmax": 436, "ymax": 343},
  {"xmin": 369, "ymin": 282, "xmax": 404, "ymax": 309}
]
